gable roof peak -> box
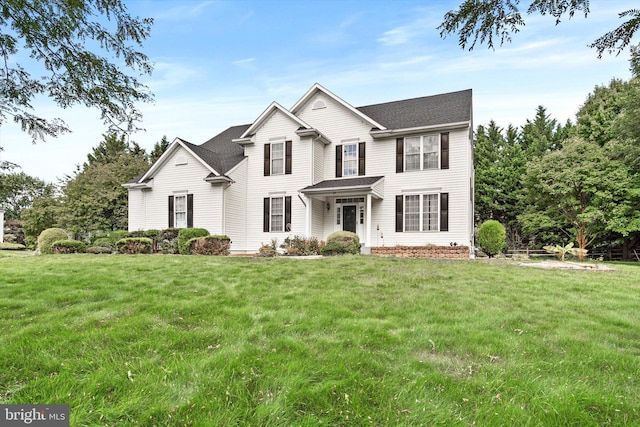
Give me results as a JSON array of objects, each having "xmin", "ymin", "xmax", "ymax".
[
  {"xmin": 290, "ymin": 83, "xmax": 387, "ymax": 130},
  {"xmin": 239, "ymin": 101, "xmax": 311, "ymax": 139}
]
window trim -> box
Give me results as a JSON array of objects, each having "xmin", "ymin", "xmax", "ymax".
[
  {"xmin": 342, "ymin": 142, "xmax": 358, "ymax": 177},
  {"xmin": 270, "ymin": 141, "xmax": 285, "ymax": 175},
  {"xmin": 398, "ymin": 133, "xmax": 448, "ymax": 172},
  {"xmin": 263, "ymin": 196, "xmax": 292, "ymax": 233},
  {"xmin": 396, "ymin": 192, "xmax": 448, "ymax": 232},
  {"xmin": 174, "ymin": 193, "xmax": 188, "ymax": 229}
]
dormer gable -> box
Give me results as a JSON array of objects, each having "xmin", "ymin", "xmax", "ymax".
[
  {"xmin": 290, "ymin": 83, "xmax": 386, "ymax": 131},
  {"xmin": 235, "ymin": 102, "xmax": 312, "ymax": 144}
]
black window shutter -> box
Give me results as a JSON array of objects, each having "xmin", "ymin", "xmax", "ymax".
[
  {"xmin": 441, "ymin": 133, "xmax": 449, "ymax": 170},
  {"xmin": 358, "ymin": 142, "xmax": 366, "ymax": 176},
  {"xmin": 440, "ymin": 193, "xmax": 449, "ymax": 232},
  {"xmin": 264, "ymin": 143, "xmax": 271, "ymax": 176},
  {"xmin": 396, "ymin": 138, "xmax": 404, "ymax": 173},
  {"xmin": 285, "ymin": 196, "xmax": 292, "ymax": 231},
  {"xmin": 168, "ymin": 196, "xmax": 174, "ymax": 228},
  {"xmin": 285, "ymin": 140, "xmax": 292, "ymax": 174},
  {"xmin": 335, "ymin": 145, "xmax": 342, "ymax": 178},
  {"xmin": 263, "ymin": 198, "xmax": 270, "ymax": 232},
  {"xmin": 187, "ymin": 194, "xmax": 194, "ymax": 228},
  {"xmin": 395, "ymin": 195, "xmax": 403, "ymax": 232}
]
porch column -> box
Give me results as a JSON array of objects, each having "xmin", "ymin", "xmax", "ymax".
[
  {"xmin": 304, "ymin": 195, "xmax": 312, "ymax": 238},
  {"xmin": 0, "ymin": 206, "xmax": 4, "ymax": 243},
  {"xmin": 365, "ymin": 194, "xmax": 372, "ymax": 247}
]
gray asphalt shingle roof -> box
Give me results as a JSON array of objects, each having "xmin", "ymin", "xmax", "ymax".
[
  {"xmin": 356, "ymin": 89, "xmax": 472, "ymax": 130},
  {"xmin": 301, "ymin": 176, "xmax": 384, "ymax": 191}
]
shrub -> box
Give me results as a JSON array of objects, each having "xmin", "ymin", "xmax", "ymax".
[
  {"xmin": 158, "ymin": 228, "xmax": 180, "ymax": 254},
  {"xmin": 52, "ymin": 240, "xmax": 87, "ymax": 254},
  {"xmin": 93, "ymin": 237, "xmax": 114, "ymax": 249},
  {"xmin": 37, "ymin": 228, "xmax": 69, "ymax": 254},
  {"xmin": 188, "ymin": 235, "xmax": 231, "ymax": 255},
  {"xmin": 281, "ymin": 235, "xmax": 323, "ymax": 256},
  {"xmin": 177, "ymin": 228, "xmax": 209, "ymax": 255},
  {"xmin": 116, "ymin": 237, "xmax": 153, "ymax": 254},
  {"xmin": 320, "ymin": 231, "xmax": 360, "ymax": 256},
  {"xmin": 0, "ymin": 242, "xmax": 27, "ymax": 250},
  {"xmin": 87, "ymin": 246, "xmax": 113, "ymax": 254},
  {"xmin": 477, "ymin": 220, "xmax": 506, "ymax": 258},
  {"xmin": 109, "ymin": 230, "xmax": 130, "ymax": 243}
]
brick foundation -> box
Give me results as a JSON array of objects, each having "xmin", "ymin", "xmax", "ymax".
[{"xmin": 371, "ymin": 245, "xmax": 470, "ymax": 259}]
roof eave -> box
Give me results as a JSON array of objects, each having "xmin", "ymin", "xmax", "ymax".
[
  {"xmin": 295, "ymin": 128, "xmax": 332, "ymax": 145},
  {"xmin": 122, "ymin": 180, "xmax": 153, "ymax": 190},
  {"xmin": 370, "ymin": 121, "xmax": 471, "ymax": 139},
  {"xmin": 232, "ymin": 137, "xmax": 254, "ymax": 145},
  {"xmin": 204, "ymin": 175, "xmax": 234, "ymax": 184}
]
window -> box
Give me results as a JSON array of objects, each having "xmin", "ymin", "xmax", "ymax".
[
  {"xmin": 175, "ymin": 195, "xmax": 187, "ymax": 228},
  {"xmin": 423, "ymin": 194, "xmax": 439, "ymax": 231},
  {"xmin": 264, "ymin": 140, "xmax": 292, "ymax": 176},
  {"xmin": 270, "ymin": 197, "xmax": 284, "ymax": 232},
  {"xmin": 335, "ymin": 141, "xmax": 365, "ymax": 178},
  {"xmin": 395, "ymin": 193, "xmax": 448, "ymax": 232},
  {"xmin": 271, "ymin": 142, "xmax": 284, "ymax": 175},
  {"xmin": 343, "ymin": 143, "xmax": 357, "ymax": 177},
  {"xmin": 263, "ymin": 196, "xmax": 292, "ymax": 232},
  {"xmin": 168, "ymin": 194, "xmax": 193, "ymax": 228},
  {"xmin": 396, "ymin": 133, "xmax": 449, "ymax": 172}
]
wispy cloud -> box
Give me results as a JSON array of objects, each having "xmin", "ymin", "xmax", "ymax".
[
  {"xmin": 152, "ymin": 1, "xmax": 217, "ymax": 20},
  {"xmin": 233, "ymin": 58, "xmax": 256, "ymax": 66}
]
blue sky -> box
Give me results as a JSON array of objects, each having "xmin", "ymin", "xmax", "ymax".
[{"xmin": 0, "ymin": 0, "xmax": 635, "ymax": 183}]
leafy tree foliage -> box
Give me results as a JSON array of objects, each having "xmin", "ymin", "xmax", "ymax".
[
  {"xmin": 519, "ymin": 137, "xmax": 630, "ymax": 253},
  {"xmin": 575, "ymin": 75, "xmax": 640, "ymax": 256},
  {"xmin": 0, "ymin": 171, "xmax": 56, "ymax": 219},
  {"xmin": 21, "ymin": 196, "xmax": 61, "ymax": 246},
  {"xmin": 0, "ymin": 0, "xmax": 154, "ymax": 143},
  {"xmin": 439, "ymin": 1, "xmax": 639, "ymax": 57},
  {"xmin": 59, "ymin": 133, "xmax": 148, "ymax": 238}
]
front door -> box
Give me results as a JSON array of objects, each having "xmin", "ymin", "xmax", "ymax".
[{"xmin": 343, "ymin": 205, "xmax": 357, "ymax": 233}]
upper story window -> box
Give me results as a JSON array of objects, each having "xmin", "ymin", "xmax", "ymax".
[
  {"xmin": 335, "ymin": 141, "xmax": 365, "ymax": 178},
  {"xmin": 396, "ymin": 132, "xmax": 449, "ymax": 173},
  {"xmin": 264, "ymin": 139, "xmax": 292, "ymax": 176},
  {"xmin": 343, "ymin": 143, "xmax": 358, "ymax": 177},
  {"xmin": 271, "ymin": 142, "xmax": 284, "ymax": 175}
]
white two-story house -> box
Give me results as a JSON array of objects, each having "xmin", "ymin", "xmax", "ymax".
[{"xmin": 125, "ymin": 83, "xmax": 474, "ymax": 255}]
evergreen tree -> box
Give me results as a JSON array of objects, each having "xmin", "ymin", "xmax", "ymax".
[
  {"xmin": 149, "ymin": 135, "xmax": 171, "ymax": 164},
  {"xmin": 59, "ymin": 133, "xmax": 149, "ymax": 238}
]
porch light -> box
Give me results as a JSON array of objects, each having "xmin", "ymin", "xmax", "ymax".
[{"xmin": 326, "ymin": 202, "xmax": 330, "ymax": 211}]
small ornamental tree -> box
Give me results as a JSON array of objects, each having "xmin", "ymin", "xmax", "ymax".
[{"xmin": 477, "ymin": 220, "xmax": 506, "ymax": 258}]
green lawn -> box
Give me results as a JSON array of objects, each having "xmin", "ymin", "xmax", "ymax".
[{"xmin": 1, "ymin": 254, "xmax": 639, "ymax": 426}]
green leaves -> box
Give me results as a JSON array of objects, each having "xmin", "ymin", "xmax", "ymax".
[{"xmin": 0, "ymin": 0, "xmax": 154, "ymax": 142}]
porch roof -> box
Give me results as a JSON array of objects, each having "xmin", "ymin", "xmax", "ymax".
[{"xmin": 300, "ymin": 176, "xmax": 384, "ymax": 198}]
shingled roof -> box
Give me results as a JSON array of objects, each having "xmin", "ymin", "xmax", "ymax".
[
  {"xmin": 356, "ymin": 89, "xmax": 472, "ymax": 130},
  {"xmin": 195, "ymin": 124, "xmax": 249, "ymax": 174}
]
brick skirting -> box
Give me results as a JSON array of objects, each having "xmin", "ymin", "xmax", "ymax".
[{"xmin": 371, "ymin": 245, "xmax": 470, "ymax": 259}]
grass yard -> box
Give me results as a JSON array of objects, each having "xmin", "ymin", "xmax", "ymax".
[{"xmin": 0, "ymin": 254, "xmax": 639, "ymax": 426}]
